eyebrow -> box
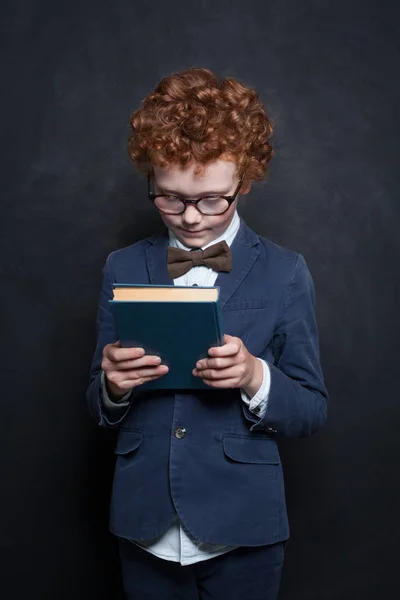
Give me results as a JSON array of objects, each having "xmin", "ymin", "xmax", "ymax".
[{"xmin": 160, "ymin": 187, "xmax": 232, "ymax": 197}]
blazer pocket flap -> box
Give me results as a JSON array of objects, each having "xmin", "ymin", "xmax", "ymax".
[
  {"xmin": 115, "ymin": 431, "xmax": 143, "ymax": 455},
  {"xmin": 223, "ymin": 300, "xmax": 268, "ymax": 312},
  {"xmin": 222, "ymin": 435, "xmax": 280, "ymax": 465}
]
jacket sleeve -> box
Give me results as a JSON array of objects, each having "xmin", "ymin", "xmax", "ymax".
[
  {"xmin": 243, "ymin": 253, "xmax": 328, "ymax": 437},
  {"xmin": 86, "ymin": 253, "xmax": 133, "ymax": 427}
]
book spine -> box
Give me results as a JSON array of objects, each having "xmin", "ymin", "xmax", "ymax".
[{"xmin": 213, "ymin": 300, "xmax": 224, "ymax": 346}]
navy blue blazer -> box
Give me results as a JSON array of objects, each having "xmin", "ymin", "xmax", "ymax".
[{"xmin": 86, "ymin": 219, "xmax": 328, "ymax": 546}]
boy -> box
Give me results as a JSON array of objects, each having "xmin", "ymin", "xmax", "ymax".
[{"xmin": 86, "ymin": 68, "xmax": 328, "ymax": 600}]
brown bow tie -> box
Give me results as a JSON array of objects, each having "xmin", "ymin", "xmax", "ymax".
[{"xmin": 167, "ymin": 241, "xmax": 232, "ymax": 279}]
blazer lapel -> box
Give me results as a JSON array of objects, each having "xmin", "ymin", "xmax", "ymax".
[
  {"xmin": 215, "ymin": 219, "xmax": 260, "ymax": 309},
  {"xmin": 145, "ymin": 229, "xmax": 174, "ymax": 285}
]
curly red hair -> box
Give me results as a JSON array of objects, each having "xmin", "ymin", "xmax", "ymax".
[{"xmin": 128, "ymin": 68, "xmax": 274, "ymax": 183}]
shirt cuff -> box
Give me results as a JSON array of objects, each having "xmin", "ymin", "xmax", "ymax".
[
  {"xmin": 240, "ymin": 359, "xmax": 271, "ymax": 420},
  {"xmin": 100, "ymin": 370, "xmax": 133, "ymax": 408}
]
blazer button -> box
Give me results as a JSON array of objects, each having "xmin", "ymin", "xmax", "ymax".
[{"xmin": 174, "ymin": 427, "xmax": 187, "ymax": 439}]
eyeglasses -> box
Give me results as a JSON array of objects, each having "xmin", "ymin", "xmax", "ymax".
[{"xmin": 148, "ymin": 174, "xmax": 243, "ymax": 216}]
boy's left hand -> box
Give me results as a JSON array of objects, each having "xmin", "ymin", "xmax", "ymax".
[{"xmin": 193, "ymin": 334, "xmax": 263, "ymax": 397}]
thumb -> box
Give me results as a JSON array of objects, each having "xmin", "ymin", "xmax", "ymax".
[{"xmin": 224, "ymin": 334, "xmax": 243, "ymax": 352}]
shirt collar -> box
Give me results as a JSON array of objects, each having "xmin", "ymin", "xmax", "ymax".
[{"xmin": 168, "ymin": 209, "xmax": 241, "ymax": 250}]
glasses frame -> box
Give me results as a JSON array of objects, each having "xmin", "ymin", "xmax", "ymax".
[{"xmin": 147, "ymin": 174, "xmax": 243, "ymax": 216}]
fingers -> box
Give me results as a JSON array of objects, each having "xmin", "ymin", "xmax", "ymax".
[
  {"xmin": 102, "ymin": 342, "xmax": 169, "ymax": 393},
  {"xmin": 198, "ymin": 337, "xmax": 245, "ymax": 369},
  {"xmin": 104, "ymin": 342, "xmax": 146, "ymax": 362},
  {"xmin": 195, "ymin": 335, "xmax": 247, "ymax": 387},
  {"xmin": 106, "ymin": 355, "xmax": 163, "ymax": 371},
  {"xmin": 208, "ymin": 343, "xmax": 240, "ymax": 358},
  {"xmin": 193, "ymin": 364, "xmax": 246, "ymax": 381},
  {"xmin": 195, "ymin": 356, "xmax": 236, "ymax": 370},
  {"xmin": 102, "ymin": 343, "xmax": 163, "ymax": 372},
  {"xmin": 208, "ymin": 336, "xmax": 242, "ymax": 358},
  {"xmin": 133, "ymin": 373, "xmax": 168, "ymax": 386},
  {"xmin": 223, "ymin": 334, "xmax": 242, "ymax": 349},
  {"xmin": 106, "ymin": 364, "xmax": 169, "ymax": 390}
]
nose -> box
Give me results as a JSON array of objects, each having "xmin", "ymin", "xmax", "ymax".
[{"xmin": 182, "ymin": 204, "xmax": 202, "ymax": 226}]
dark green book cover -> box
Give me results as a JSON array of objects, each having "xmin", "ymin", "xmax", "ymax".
[{"xmin": 109, "ymin": 285, "xmax": 224, "ymax": 390}]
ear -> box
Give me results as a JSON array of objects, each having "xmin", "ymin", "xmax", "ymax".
[{"xmin": 239, "ymin": 180, "xmax": 252, "ymax": 195}]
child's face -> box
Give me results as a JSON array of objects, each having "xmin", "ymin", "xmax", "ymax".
[{"xmin": 153, "ymin": 159, "xmax": 249, "ymax": 248}]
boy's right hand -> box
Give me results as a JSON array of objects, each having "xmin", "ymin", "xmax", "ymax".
[{"xmin": 101, "ymin": 342, "xmax": 169, "ymax": 400}]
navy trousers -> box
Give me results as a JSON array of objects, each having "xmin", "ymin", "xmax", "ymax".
[{"xmin": 118, "ymin": 537, "xmax": 285, "ymax": 600}]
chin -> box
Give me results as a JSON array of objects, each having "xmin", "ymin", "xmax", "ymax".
[
  {"xmin": 181, "ymin": 236, "xmax": 208, "ymax": 248},
  {"xmin": 176, "ymin": 229, "xmax": 212, "ymax": 247}
]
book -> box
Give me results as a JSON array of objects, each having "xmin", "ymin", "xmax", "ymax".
[{"xmin": 109, "ymin": 284, "xmax": 224, "ymax": 390}]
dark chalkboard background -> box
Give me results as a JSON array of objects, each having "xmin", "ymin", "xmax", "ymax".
[{"xmin": 1, "ymin": 1, "xmax": 399, "ymax": 598}]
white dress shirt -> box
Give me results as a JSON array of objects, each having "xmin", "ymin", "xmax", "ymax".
[{"xmin": 101, "ymin": 209, "xmax": 271, "ymax": 565}]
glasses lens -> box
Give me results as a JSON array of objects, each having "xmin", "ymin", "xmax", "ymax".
[
  {"xmin": 197, "ymin": 197, "xmax": 230, "ymax": 215},
  {"xmin": 154, "ymin": 196, "xmax": 185, "ymax": 214},
  {"xmin": 153, "ymin": 195, "xmax": 230, "ymax": 215}
]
